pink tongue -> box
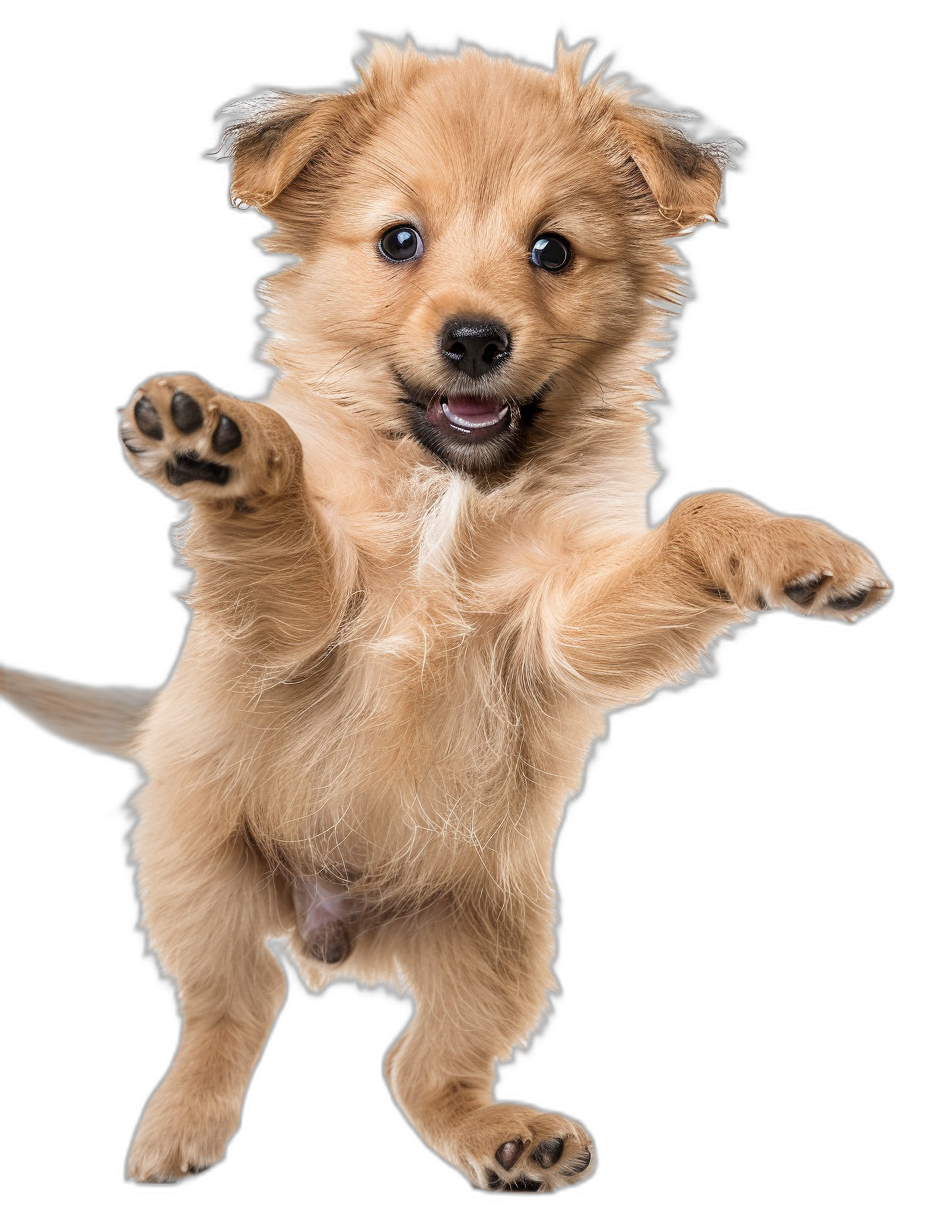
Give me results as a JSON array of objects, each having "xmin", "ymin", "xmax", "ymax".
[{"xmin": 442, "ymin": 395, "xmax": 505, "ymax": 426}]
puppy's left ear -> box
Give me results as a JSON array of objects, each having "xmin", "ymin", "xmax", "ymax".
[{"xmin": 615, "ymin": 105, "xmax": 731, "ymax": 232}]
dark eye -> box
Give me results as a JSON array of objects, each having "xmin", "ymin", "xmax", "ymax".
[
  {"xmin": 530, "ymin": 233, "xmax": 571, "ymax": 272},
  {"xmin": 378, "ymin": 225, "xmax": 424, "ymax": 263}
]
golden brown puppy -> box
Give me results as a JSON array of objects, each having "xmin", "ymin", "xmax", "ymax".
[{"xmin": 1, "ymin": 41, "xmax": 889, "ymax": 1192}]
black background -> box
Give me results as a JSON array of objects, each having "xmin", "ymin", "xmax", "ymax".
[{"xmin": 5, "ymin": 9, "xmax": 907, "ymax": 1217}]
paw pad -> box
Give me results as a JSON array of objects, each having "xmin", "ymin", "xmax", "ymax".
[
  {"xmin": 213, "ymin": 414, "xmax": 242, "ymax": 454},
  {"xmin": 494, "ymin": 1139, "xmax": 524, "ymax": 1170},
  {"xmin": 170, "ymin": 390, "xmax": 204, "ymax": 433},
  {"xmin": 134, "ymin": 396, "xmax": 164, "ymax": 440},
  {"xmin": 561, "ymin": 1147, "xmax": 593, "ymax": 1175},
  {"xmin": 165, "ymin": 452, "xmax": 231, "ymax": 487},
  {"xmin": 530, "ymin": 1138, "xmax": 564, "ymax": 1168},
  {"xmin": 126, "ymin": 385, "xmax": 246, "ymax": 489},
  {"xmin": 827, "ymin": 588, "xmax": 871, "ymax": 611},
  {"xmin": 784, "ymin": 575, "xmax": 825, "ymax": 605}
]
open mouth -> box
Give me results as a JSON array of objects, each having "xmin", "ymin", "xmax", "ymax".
[
  {"xmin": 397, "ymin": 376, "xmax": 545, "ymax": 473},
  {"xmin": 427, "ymin": 394, "xmax": 513, "ymax": 439}
]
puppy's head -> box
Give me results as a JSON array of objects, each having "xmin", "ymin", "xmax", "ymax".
[{"xmin": 219, "ymin": 42, "xmax": 729, "ymax": 475}]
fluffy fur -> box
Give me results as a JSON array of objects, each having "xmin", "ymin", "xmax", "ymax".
[{"xmin": 1, "ymin": 41, "xmax": 889, "ymax": 1191}]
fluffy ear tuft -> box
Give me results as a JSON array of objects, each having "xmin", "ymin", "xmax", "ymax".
[
  {"xmin": 615, "ymin": 105, "xmax": 733, "ymax": 231},
  {"xmin": 214, "ymin": 90, "xmax": 350, "ymax": 210}
]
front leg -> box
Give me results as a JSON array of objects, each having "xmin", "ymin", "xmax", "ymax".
[
  {"xmin": 120, "ymin": 374, "xmax": 347, "ymax": 673},
  {"xmin": 551, "ymin": 492, "xmax": 889, "ymax": 707}
]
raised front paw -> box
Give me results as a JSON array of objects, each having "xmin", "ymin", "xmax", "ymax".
[
  {"xmin": 672, "ymin": 494, "xmax": 891, "ymax": 622},
  {"xmin": 457, "ymin": 1105, "xmax": 594, "ymax": 1193},
  {"xmin": 120, "ymin": 374, "xmax": 300, "ymax": 502},
  {"xmin": 758, "ymin": 516, "xmax": 890, "ymax": 620}
]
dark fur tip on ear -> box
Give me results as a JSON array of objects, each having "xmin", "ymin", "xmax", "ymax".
[
  {"xmin": 700, "ymin": 137, "xmax": 749, "ymax": 229},
  {"xmin": 705, "ymin": 136, "xmax": 743, "ymax": 166},
  {"xmin": 704, "ymin": 137, "xmax": 744, "ymax": 222}
]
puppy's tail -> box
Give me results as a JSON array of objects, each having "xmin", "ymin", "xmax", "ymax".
[{"xmin": 0, "ymin": 666, "xmax": 155, "ymax": 759}]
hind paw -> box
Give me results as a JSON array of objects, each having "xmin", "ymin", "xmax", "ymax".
[
  {"xmin": 120, "ymin": 374, "xmax": 300, "ymax": 503},
  {"xmin": 458, "ymin": 1106, "xmax": 594, "ymax": 1192}
]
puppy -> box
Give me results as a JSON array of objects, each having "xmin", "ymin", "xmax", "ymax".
[{"xmin": 1, "ymin": 41, "xmax": 889, "ymax": 1191}]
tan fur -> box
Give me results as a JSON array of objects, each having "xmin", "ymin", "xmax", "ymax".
[{"xmin": 0, "ymin": 41, "xmax": 889, "ymax": 1190}]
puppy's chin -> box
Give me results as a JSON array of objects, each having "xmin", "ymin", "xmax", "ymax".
[{"xmin": 398, "ymin": 382, "xmax": 544, "ymax": 475}]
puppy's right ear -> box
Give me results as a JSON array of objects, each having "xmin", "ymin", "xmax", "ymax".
[{"xmin": 215, "ymin": 91, "xmax": 351, "ymax": 211}]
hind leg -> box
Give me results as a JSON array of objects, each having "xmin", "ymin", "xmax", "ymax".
[
  {"xmin": 126, "ymin": 778, "xmax": 287, "ymax": 1182},
  {"xmin": 385, "ymin": 900, "xmax": 594, "ymax": 1192}
]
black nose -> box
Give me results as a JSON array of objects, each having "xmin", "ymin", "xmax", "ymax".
[{"xmin": 440, "ymin": 319, "xmax": 511, "ymax": 380}]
